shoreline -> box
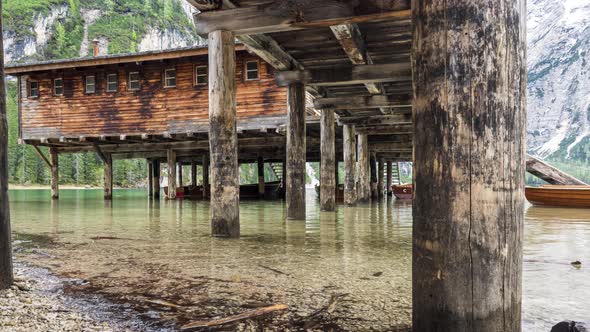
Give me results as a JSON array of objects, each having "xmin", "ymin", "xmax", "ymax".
[{"xmin": 8, "ymin": 184, "xmax": 141, "ymax": 190}]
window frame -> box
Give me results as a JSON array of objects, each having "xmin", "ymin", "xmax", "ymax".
[
  {"xmin": 85, "ymin": 75, "xmax": 96, "ymax": 94},
  {"xmin": 128, "ymin": 71, "xmax": 140, "ymax": 91},
  {"xmin": 195, "ymin": 65, "xmax": 208, "ymax": 86},
  {"xmin": 28, "ymin": 80, "xmax": 39, "ymax": 98},
  {"xmin": 244, "ymin": 60, "xmax": 260, "ymax": 81},
  {"xmin": 53, "ymin": 78, "xmax": 64, "ymax": 96},
  {"xmin": 164, "ymin": 68, "xmax": 177, "ymax": 88},
  {"xmin": 106, "ymin": 73, "xmax": 118, "ymax": 93}
]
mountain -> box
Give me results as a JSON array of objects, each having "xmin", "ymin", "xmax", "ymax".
[{"xmin": 527, "ymin": 0, "xmax": 590, "ymax": 164}]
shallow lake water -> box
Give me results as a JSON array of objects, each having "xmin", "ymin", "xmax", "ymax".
[{"xmin": 7, "ymin": 189, "xmax": 590, "ymax": 331}]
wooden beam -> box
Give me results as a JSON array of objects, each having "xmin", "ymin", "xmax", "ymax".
[
  {"xmin": 92, "ymin": 143, "xmax": 108, "ymax": 164},
  {"xmin": 32, "ymin": 145, "xmax": 52, "ymax": 168},
  {"xmin": 357, "ymin": 133, "xmax": 370, "ymax": 202},
  {"xmin": 257, "ymin": 155, "xmax": 265, "ymax": 198},
  {"xmin": 526, "ymin": 155, "xmax": 587, "ymax": 185},
  {"xmin": 153, "ymin": 160, "xmax": 160, "ymax": 199},
  {"xmin": 186, "ymin": 0, "xmax": 222, "ymax": 11},
  {"xmin": 370, "ymin": 142, "xmax": 412, "ymax": 153},
  {"xmin": 50, "ymin": 148, "xmax": 59, "ymax": 199},
  {"xmin": 103, "ymin": 153, "xmax": 113, "ymax": 200},
  {"xmin": 315, "ymin": 95, "xmax": 411, "ymax": 110},
  {"xmin": 320, "ymin": 109, "xmax": 336, "ymax": 211},
  {"xmin": 338, "ymin": 114, "xmax": 412, "ymax": 126},
  {"xmin": 355, "ymin": 124, "xmax": 412, "ymax": 135},
  {"xmin": 0, "ymin": 0, "xmax": 11, "ymax": 286},
  {"xmin": 276, "ymin": 63, "xmax": 412, "ymax": 87},
  {"xmin": 194, "ymin": 4, "xmax": 411, "ymax": 36},
  {"xmin": 343, "ymin": 124, "xmax": 356, "ymax": 206},
  {"xmin": 286, "ymin": 82, "xmax": 307, "ymax": 220},
  {"xmin": 167, "ymin": 149, "xmax": 177, "ymax": 200}
]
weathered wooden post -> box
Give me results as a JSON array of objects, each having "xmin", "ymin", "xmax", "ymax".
[
  {"xmin": 202, "ymin": 154, "xmax": 209, "ymax": 199},
  {"xmin": 208, "ymin": 30, "xmax": 239, "ymax": 237},
  {"xmin": 320, "ymin": 109, "xmax": 336, "ymax": 211},
  {"xmin": 153, "ymin": 160, "xmax": 160, "ymax": 199},
  {"xmin": 178, "ymin": 162, "xmax": 183, "ymax": 189},
  {"xmin": 167, "ymin": 149, "xmax": 176, "ymax": 200},
  {"xmin": 0, "ymin": 1, "xmax": 13, "ymax": 288},
  {"xmin": 286, "ymin": 82, "xmax": 306, "ymax": 219},
  {"xmin": 104, "ymin": 153, "xmax": 113, "ymax": 200},
  {"xmin": 357, "ymin": 134, "xmax": 370, "ymax": 202},
  {"xmin": 50, "ymin": 148, "xmax": 59, "ymax": 199},
  {"xmin": 370, "ymin": 152, "xmax": 378, "ymax": 199},
  {"xmin": 386, "ymin": 161, "xmax": 392, "ymax": 195},
  {"xmin": 191, "ymin": 161, "xmax": 197, "ymax": 186},
  {"xmin": 257, "ymin": 155, "xmax": 265, "ymax": 198},
  {"xmin": 377, "ymin": 158, "xmax": 384, "ymax": 198},
  {"xmin": 412, "ymin": 0, "xmax": 526, "ymax": 330},
  {"xmin": 343, "ymin": 124, "xmax": 357, "ymax": 205},
  {"xmin": 148, "ymin": 159, "xmax": 154, "ymax": 197}
]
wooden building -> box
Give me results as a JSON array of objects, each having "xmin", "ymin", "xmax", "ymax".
[{"xmin": 187, "ymin": 0, "xmax": 526, "ymax": 331}]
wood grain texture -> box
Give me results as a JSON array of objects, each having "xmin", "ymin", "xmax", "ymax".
[
  {"xmin": 412, "ymin": 0, "xmax": 526, "ymax": 330},
  {"xmin": 153, "ymin": 160, "xmax": 160, "ymax": 199},
  {"xmin": 103, "ymin": 153, "xmax": 113, "ymax": 200},
  {"xmin": 148, "ymin": 160, "xmax": 154, "ymax": 197},
  {"xmin": 377, "ymin": 158, "xmax": 384, "ymax": 197},
  {"xmin": 526, "ymin": 155, "xmax": 587, "ymax": 185},
  {"xmin": 286, "ymin": 82, "xmax": 306, "ymax": 220},
  {"xmin": 19, "ymin": 52, "xmax": 286, "ymax": 140},
  {"xmin": 386, "ymin": 161, "xmax": 392, "ymax": 194},
  {"xmin": 167, "ymin": 149, "xmax": 177, "ymax": 200},
  {"xmin": 370, "ymin": 151, "xmax": 378, "ymax": 199},
  {"xmin": 343, "ymin": 124, "xmax": 356, "ymax": 205},
  {"xmin": 208, "ymin": 31, "xmax": 240, "ymax": 237},
  {"xmin": 356, "ymin": 133, "xmax": 370, "ymax": 202},
  {"xmin": 0, "ymin": 0, "xmax": 13, "ymax": 288},
  {"xmin": 320, "ymin": 109, "xmax": 335, "ymax": 211},
  {"xmin": 50, "ymin": 148, "xmax": 59, "ymax": 199},
  {"xmin": 257, "ymin": 155, "xmax": 265, "ymax": 197}
]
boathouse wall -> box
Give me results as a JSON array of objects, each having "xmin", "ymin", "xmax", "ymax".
[{"xmin": 16, "ymin": 51, "xmax": 287, "ymax": 140}]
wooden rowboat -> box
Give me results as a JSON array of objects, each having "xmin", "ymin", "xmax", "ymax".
[
  {"xmin": 525, "ymin": 185, "xmax": 590, "ymax": 208},
  {"xmin": 392, "ymin": 184, "xmax": 412, "ymax": 200}
]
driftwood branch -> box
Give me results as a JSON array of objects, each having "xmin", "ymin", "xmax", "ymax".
[{"xmin": 180, "ymin": 304, "xmax": 288, "ymax": 331}]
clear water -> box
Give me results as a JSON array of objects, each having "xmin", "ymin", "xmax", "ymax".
[{"xmin": 7, "ymin": 189, "xmax": 590, "ymax": 330}]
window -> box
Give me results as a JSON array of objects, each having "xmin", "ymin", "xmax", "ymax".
[
  {"xmin": 106, "ymin": 74, "xmax": 118, "ymax": 92},
  {"xmin": 53, "ymin": 78, "xmax": 63, "ymax": 96},
  {"xmin": 164, "ymin": 68, "xmax": 176, "ymax": 88},
  {"xmin": 245, "ymin": 61, "xmax": 259, "ymax": 80},
  {"xmin": 85, "ymin": 75, "xmax": 96, "ymax": 94},
  {"xmin": 195, "ymin": 66, "xmax": 207, "ymax": 85},
  {"xmin": 128, "ymin": 72, "xmax": 140, "ymax": 91},
  {"xmin": 29, "ymin": 81, "xmax": 39, "ymax": 98}
]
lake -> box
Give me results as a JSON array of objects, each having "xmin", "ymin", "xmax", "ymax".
[{"xmin": 8, "ymin": 189, "xmax": 590, "ymax": 331}]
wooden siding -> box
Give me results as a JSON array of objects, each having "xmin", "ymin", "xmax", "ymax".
[{"xmin": 18, "ymin": 51, "xmax": 287, "ymax": 140}]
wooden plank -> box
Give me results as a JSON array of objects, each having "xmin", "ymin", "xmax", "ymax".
[
  {"xmin": 412, "ymin": 0, "xmax": 526, "ymax": 330},
  {"xmin": 194, "ymin": 3, "xmax": 411, "ymax": 36},
  {"xmin": 343, "ymin": 124, "xmax": 356, "ymax": 205},
  {"xmin": 0, "ymin": 2, "xmax": 13, "ymax": 287},
  {"xmin": 338, "ymin": 113, "xmax": 411, "ymax": 126},
  {"xmin": 209, "ymin": 30, "xmax": 240, "ymax": 237},
  {"xmin": 181, "ymin": 304, "xmax": 288, "ymax": 331},
  {"xmin": 526, "ymin": 155, "xmax": 587, "ymax": 185},
  {"xmin": 357, "ymin": 133, "xmax": 370, "ymax": 202},
  {"xmin": 320, "ymin": 109, "xmax": 336, "ymax": 211},
  {"xmin": 286, "ymin": 82, "xmax": 307, "ymax": 220},
  {"xmin": 275, "ymin": 63, "xmax": 411, "ymax": 87},
  {"xmin": 32, "ymin": 145, "xmax": 52, "ymax": 168},
  {"xmin": 314, "ymin": 95, "xmax": 411, "ymax": 110},
  {"xmin": 354, "ymin": 124, "xmax": 412, "ymax": 135}
]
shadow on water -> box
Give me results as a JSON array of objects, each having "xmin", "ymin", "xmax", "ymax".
[{"xmin": 7, "ymin": 189, "xmax": 589, "ymax": 331}]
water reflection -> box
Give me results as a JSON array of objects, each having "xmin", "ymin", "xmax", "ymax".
[{"xmin": 7, "ymin": 190, "xmax": 590, "ymax": 330}]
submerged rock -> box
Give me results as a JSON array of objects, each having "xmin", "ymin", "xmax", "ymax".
[{"xmin": 551, "ymin": 321, "xmax": 587, "ymax": 332}]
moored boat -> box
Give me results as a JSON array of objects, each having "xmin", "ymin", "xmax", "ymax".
[
  {"xmin": 392, "ymin": 184, "xmax": 412, "ymax": 200},
  {"xmin": 525, "ymin": 185, "xmax": 590, "ymax": 208}
]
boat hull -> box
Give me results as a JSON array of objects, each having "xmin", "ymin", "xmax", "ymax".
[
  {"xmin": 525, "ymin": 186, "xmax": 590, "ymax": 208},
  {"xmin": 392, "ymin": 184, "xmax": 412, "ymax": 200}
]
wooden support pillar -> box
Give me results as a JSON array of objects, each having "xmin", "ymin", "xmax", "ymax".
[
  {"xmin": 50, "ymin": 148, "xmax": 59, "ymax": 200},
  {"xmin": 282, "ymin": 157, "xmax": 287, "ymax": 194},
  {"xmin": 178, "ymin": 162, "xmax": 183, "ymax": 189},
  {"xmin": 286, "ymin": 82, "xmax": 306, "ymax": 220},
  {"xmin": 153, "ymin": 160, "xmax": 160, "ymax": 199},
  {"xmin": 356, "ymin": 133, "xmax": 370, "ymax": 203},
  {"xmin": 320, "ymin": 109, "xmax": 336, "ymax": 211},
  {"xmin": 167, "ymin": 149, "xmax": 176, "ymax": 200},
  {"xmin": 191, "ymin": 161, "xmax": 197, "ymax": 186},
  {"xmin": 412, "ymin": 0, "xmax": 526, "ymax": 330},
  {"xmin": 202, "ymin": 154, "xmax": 209, "ymax": 199},
  {"xmin": 377, "ymin": 158, "xmax": 384, "ymax": 198},
  {"xmin": 386, "ymin": 161, "xmax": 392, "ymax": 195},
  {"xmin": 104, "ymin": 154, "xmax": 113, "ymax": 200},
  {"xmin": 257, "ymin": 155, "xmax": 265, "ymax": 198},
  {"xmin": 370, "ymin": 152, "xmax": 378, "ymax": 199},
  {"xmin": 343, "ymin": 124, "xmax": 356, "ymax": 206},
  {"xmin": 148, "ymin": 160, "xmax": 154, "ymax": 197},
  {"xmin": 0, "ymin": 9, "xmax": 13, "ymax": 288},
  {"xmin": 208, "ymin": 30, "xmax": 239, "ymax": 237}
]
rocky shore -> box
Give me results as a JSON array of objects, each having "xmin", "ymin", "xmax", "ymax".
[{"xmin": 0, "ymin": 261, "xmax": 168, "ymax": 332}]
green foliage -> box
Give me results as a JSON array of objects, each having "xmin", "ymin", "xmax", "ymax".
[{"xmin": 2, "ymin": 0, "xmax": 67, "ymax": 40}]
